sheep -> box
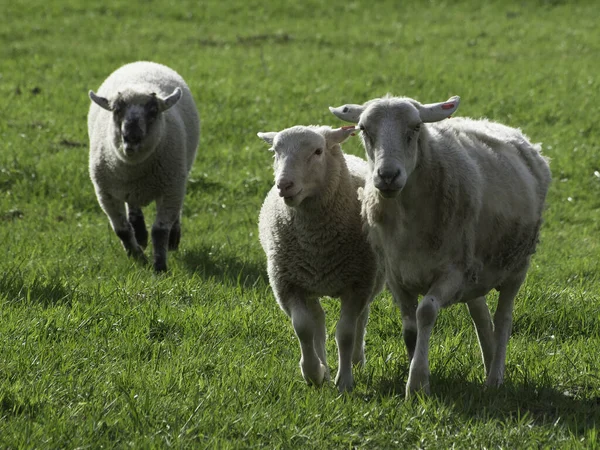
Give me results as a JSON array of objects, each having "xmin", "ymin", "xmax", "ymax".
[
  {"xmin": 87, "ymin": 61, "xmax": 200, "ymax": 273},
  {"xmin": 257, "ymin": 125, "xmax": 384, "ymax": 392},
  {"xmin": 330, "ymin": 95, "xmax": 551, "ymax": 398}
]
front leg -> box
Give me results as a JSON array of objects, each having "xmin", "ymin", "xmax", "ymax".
[
  {"xmin": 387, "ymin": 279, "xmax": 419, "ymax": 362},
  {"xmin": 96, "ymin": 189, "xmax": 146, "ymax": 263},
  {"xmin": 406, "ymin": 269, "xmax": 464, "ymax": 398}
]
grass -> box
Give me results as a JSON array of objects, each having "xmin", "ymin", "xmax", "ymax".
[{"xmin": 1, "ymin": 0, "xmax": 599, "ymax": 447}]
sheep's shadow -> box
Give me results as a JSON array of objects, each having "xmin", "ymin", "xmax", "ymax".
[
  {"xmin": 373, "ymin": 372, "xmax": 600, "ymax": 439},
  {"xmin": 179, "ymin": 244, "xmax": 267, "ymax": 288},
  {"xmin": 0, "ymin": 269, "xmax": 73, "ymax": 307}
]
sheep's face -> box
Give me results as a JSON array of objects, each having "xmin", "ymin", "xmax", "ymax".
[
  {"xmin": 329, "ymin": 96, "xmax": 460, "ymax": 198},
  {"xmin": 358, "ymin": 99, "xmax": 422, "ymax": 198},
  {"xmin": 257, "ymin": 126, "xmax": 356, "ymax": 208},
  {"xmin": 89, "ymin": 88, "xmax": 182, "ymax": 161}
]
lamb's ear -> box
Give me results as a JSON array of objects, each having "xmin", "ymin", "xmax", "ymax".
[
  {"xmin": 89, "ymin": 91, "xmax": 112, "ymax": 111},
  {"xmin": 418, "ymin": 95, "xmax": 460, "ymax": 123},
  {"xmin": 329, "ymin": 104, "xmax": 365, "ymax": 123},
  {"xmin": 159, "ymin": 87, "xmax": 182, "ymax": 112},
  {"xmin": 257, "ymin": 132, "xmax": 278, "ymax": 147},
  {"xmin": 323, "ymin": 126, "xmax": 358, "ymax": 148}
]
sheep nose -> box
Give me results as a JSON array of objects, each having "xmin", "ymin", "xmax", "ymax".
[
  {"xmin": 377, "ymin": 168, "xmax": 401, "ymax": 185},
  {"xmin": 276, "ymin": 179, "xmax": 294, "ymax": 195},
  {"xmin": 123, "ymin": 122, "xmax": 143, "ymax": 144}
]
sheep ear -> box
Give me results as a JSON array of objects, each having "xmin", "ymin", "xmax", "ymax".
[
  {"xmin": 323, "ymin": 126, "xmax": 357, "ymax": 148},
  {"xmin": 89, "ymin": 91, "xmax": 112, "ymax": 111},
  {"xmin": 257, "ymin": 132, "xmax": 277, "ymax": 147},
  {"xmin": 418, "ymin": 96, "xmax": 460, "ymax": 123},
  {"xmin": 160, "ymin": 87, "xmax": 182, "ymax": 112},
  {"xmin": 329, "ymin": 104, "xmax": 365, "ymax": 123}
]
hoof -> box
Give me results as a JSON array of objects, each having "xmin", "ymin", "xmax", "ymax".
[
  {"xmin": 335, "ymin": 372, "xmax": 354, "ymax": 393},
  {"xmin": 301, "ymin": 361, "xmax": 327, "ymax": 387},
  {"xmin": 405, "ymin": 374, "xmax": 431, "ymax": 399}
]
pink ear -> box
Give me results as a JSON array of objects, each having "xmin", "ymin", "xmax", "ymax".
[{"xmin": 441, "ymin": 102, "xmax": 456, "ymax": 110}]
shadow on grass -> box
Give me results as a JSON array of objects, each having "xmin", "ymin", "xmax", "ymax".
[
  {"xmin": 0, "ymin": 268, "xmax": 73, "ymax": 307},
  {"xmin": 374, "ymin": 372, "xmax": 600, "ymax": 438},
  {"xmin": 180, "ymin": 244, "xmax": 268, "ymax": 288}
]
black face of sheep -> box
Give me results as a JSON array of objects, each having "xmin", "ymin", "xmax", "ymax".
[{"xmin": 89, "ymin": 89, "xmax": 182, "ymax": 156}]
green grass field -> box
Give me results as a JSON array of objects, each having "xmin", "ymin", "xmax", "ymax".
[{"xmin": 1, "ymin": 0, "xmax": 599, "ymax": 447}]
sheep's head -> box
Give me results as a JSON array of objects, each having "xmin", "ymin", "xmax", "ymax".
[
  {"xmin": 257, "ymin": 126, "xmax": 356, "ymax": 207},
  {"xmin": 330, "ymin": 96, "xmax": 459, "ymax": 198},
  {"xmin": 89, "ymin": 88, "xmax": 182, "ymax": 160}
]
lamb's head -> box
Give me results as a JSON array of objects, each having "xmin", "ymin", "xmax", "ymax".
[
  {"xmin": 89, "ymin": 87, "xmax": 182, "ymax": 161},
  {"xmin": 330, "ymin": 95, "xmax": 459, "ymax": 198},
  {"xmin": 257, "ymin": 125, "xmax": 356, "ymax": 207}
]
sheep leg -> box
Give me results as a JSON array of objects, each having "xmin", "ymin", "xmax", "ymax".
[
  {"xmin": 352, "ymin": 303, "xmax": 370, "ymax": 366},
  {"xmin": 127, "ymin": 205, "xmax": 148, "ymax": 249},
  {"xmin": 152, "ymin": 199, "xmax": 182, "ymax": 273},
  {"xmin": 168, "ymin": 217, "xmax": 181, "ymax": 250},
  {"xmin": 335, "ymin": 293, "xmax": 369, "ymax": 392},
  {"xmin": 307, "ymin": 300, "xmax": 330, "ymax": 381},
  {"xmin": 406, "ymin": 270, "xmax": 464, "ymax": 398},
  {"xmin": 288, "ymin": 297, "xmax": 327, "ymax": 387},
  {"xmin": 96, "ymin": 191, "xmax": 146, "ymax": 262},
  {"xmin": 465, "ymin": 296, "xmax": 495, "ymax": 376},
  {"xmin": 486, "ymin": 273, "xmax": 525, "ymax": 387},
  {"xmin": 388, "ymin": 280, "xmax": 419, "ymax": 361}
]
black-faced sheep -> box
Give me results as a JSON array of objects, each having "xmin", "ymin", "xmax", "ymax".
[{"xmin": 88, "ymin": 61, "xmax": 200, "ymax": 272}]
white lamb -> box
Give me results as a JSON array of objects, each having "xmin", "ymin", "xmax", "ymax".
[
  {"xmin": 88, "ymin": 61, "xmax": 200, "ymax": 272},
  {"xmin": 330, "ymin": 95, "xmax": 551, "ymax": 398},
  {"xmin": 257, "ymin": 125, "xmax": 384, "ymax": 392}
]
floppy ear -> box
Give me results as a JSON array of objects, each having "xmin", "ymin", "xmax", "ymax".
[
  {"xmin": 159, "ymin": 87, "xmax": 182, "ymax": 112},
  {"xmin": 329, "ymin": 104, "xmax": 365, "ymax": 123},
  {"xmin": 323, "ymin": 126, "xmax": 358, "ymax": 148},
  {"xmin": 257, "ymin": 132, "xmax": 278, "ymax": 147},
  {"xmin": 89, "ymin": 91, "xmax": 112, "ymax": 111},
  {"xmin": 418, "ymin": 95, "xmax": 460, "ymax": 123}
]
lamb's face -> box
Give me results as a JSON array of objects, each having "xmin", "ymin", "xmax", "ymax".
[
  {"xmin": 271, "ymin": 127, "xmax": 328, "ymax": 207},
  {"xmin": 111, "ymin": 92, "xmax": 161, "ymax": 157},
  {"xmin": 89, "ymin": 87, "xmax": 182, "ymax": 162},
  {"xmin": 358, "ymin": 99, "xmax": 422, "ymax": 198}
]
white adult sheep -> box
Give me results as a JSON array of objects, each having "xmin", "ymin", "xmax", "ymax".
[
  {"xmin": 257, "ymin": 125, "xmax": 384, "ymax": 392},
  {"xmin": 88, "ymin": 61, "xmax": 200, "ymax": 272},
  {"xmin": 330, "ymin": 95, "xmax": 551, "ymax": 398}
]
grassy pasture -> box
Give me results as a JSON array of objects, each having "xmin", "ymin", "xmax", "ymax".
[{"xmin": 1, "ymin": 0, "xmax": 599, "ymax": 447}]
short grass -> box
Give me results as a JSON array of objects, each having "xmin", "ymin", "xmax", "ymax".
[{"xmin": 1, "ymin": 0, "xmax": 599, "ymax": 448}]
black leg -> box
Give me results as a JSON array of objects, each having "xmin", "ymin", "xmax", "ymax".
[
  {"xmin": 151, "ymin": 225, "xmax": 169, "ymax": 273},
  {"xmin": 168, "ymin": 218, "xmax": 181, "ymax": 251},
  {"xmin": 403, "ymin": 328, "xmax": 417, "ymax": 362},
  {"xmin": 128, "ymin": 206, "xmax": 148, "ymax": 249},
  {"xmin": 116, "ymin": 227, "xmax": 147, "ymax": 262}
]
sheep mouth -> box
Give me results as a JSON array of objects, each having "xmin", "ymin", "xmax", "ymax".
[
  {"xmin": 282, "ymin": 189, "xmax": 303, "ymax": 205},
  {"xmin": 377, "ymin": 188, "xmax": 401, "ymax": 199},
  {"xmin": 123, "ymin": 142, "xmax": 141, "ymax": 155}
]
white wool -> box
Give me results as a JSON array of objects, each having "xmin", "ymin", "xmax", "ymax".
[
  {"xmin": 88, "ymin": 61, "xmax": 200, "ymax": 272},
  {"xmin": 257, "ymin": 125, "xmax": 384, "ymax": 392},
  {"xmin": 331, "ymin": 95, "xmax": 551, "ymax": 398}
]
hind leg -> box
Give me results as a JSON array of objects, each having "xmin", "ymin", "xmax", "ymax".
[
  {"xmin": 486, "ymin": 273, "xmax": 526, "ymax": 387},
  {"xmin": 466, "ymin": 296, "xmax": 495, "ymax": 376},
  {"xmin": 127, "ymin": 205, "xmax": 148, "ymax": 249},
  {"xmin": 168, "ymin": 216, "xmax": 181, "ymax": 250}
]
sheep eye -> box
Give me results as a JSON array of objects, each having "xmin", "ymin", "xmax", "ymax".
[{"xmin": 314, "ymin": 148, "xmax": 323, "ymax": 156}]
